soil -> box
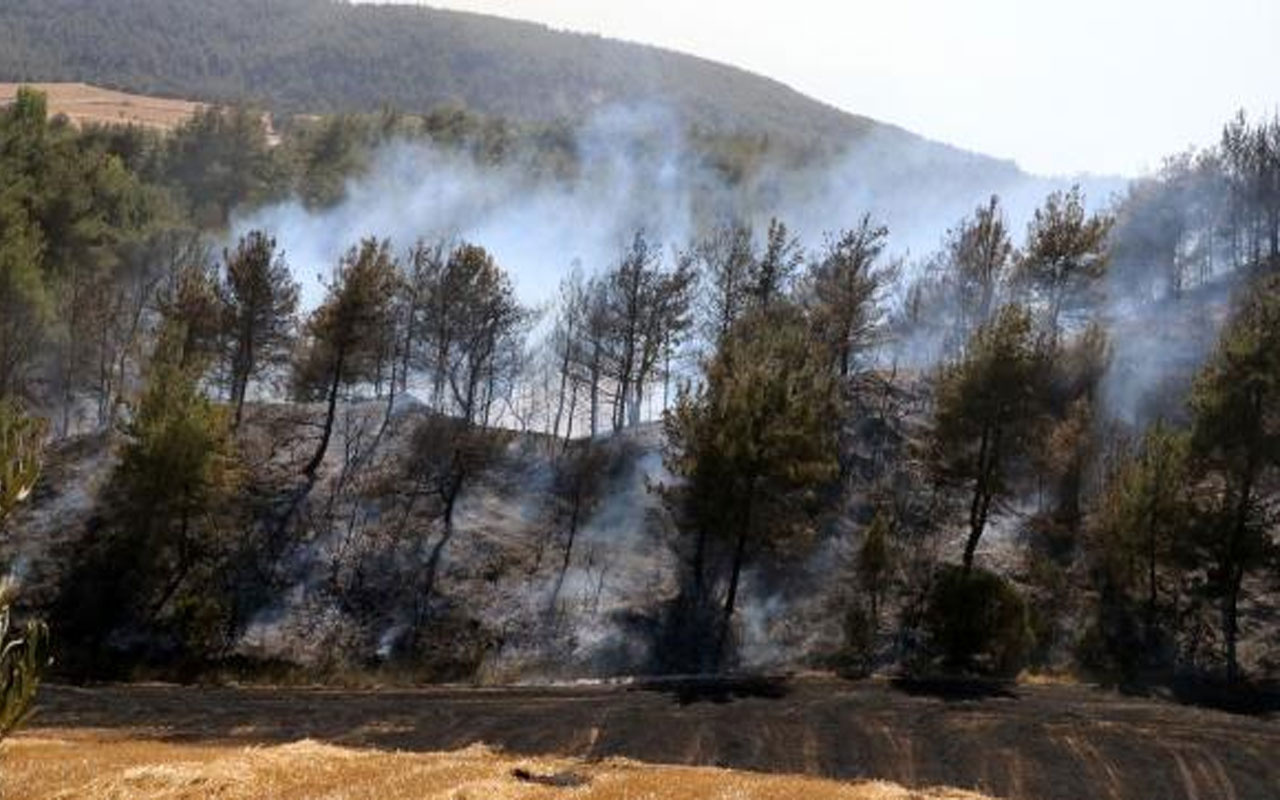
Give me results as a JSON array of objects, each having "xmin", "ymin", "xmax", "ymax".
[
  {"xmin": 0, "ymin": 83, "xmax": 202, "ymax": 130},
  {"xmin": 12, "ymin": 677, "xmax": 1278, "ymax": 799}
]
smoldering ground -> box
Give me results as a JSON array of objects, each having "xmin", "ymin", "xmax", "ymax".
[{"xmin": 216, "ymin": 103, "xmax": 1250, "ymax": 677}]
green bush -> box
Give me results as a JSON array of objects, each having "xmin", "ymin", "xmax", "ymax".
[
  {"xmin": 0, "ymin": 584, "xmax": 48, "ymax": 739},
  {"xmin": 924, "ymin": 565, "xmax": 1032, "ymax": 676}
]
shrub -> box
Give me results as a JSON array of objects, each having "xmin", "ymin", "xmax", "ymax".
[
  {"xmin": 923, "ymin": 565, "xmax": 1032, "ymax": 677},
  {"xmin": 0, "ymin": 585, "xmax": 49, "ymax": 738}
]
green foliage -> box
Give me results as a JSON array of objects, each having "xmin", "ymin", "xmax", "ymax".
[
  {"xmin": 807, "ymin": 216, "xmax": 891, "ymax": 377},
  {"xmin": 924, "ymin": 565, "xmax": 1032, "ymax": 677},
  {"xmin": 295, "ymin": 239, "xmax": 399, "ymax": 477},
  {"xmin": 1219, "ymin": 111, "xmax": 1280, "ymax": 266},
  {"xmin": 163, "ymin": 106, "xmax": 284, "ymax": 228},
  {"xmin": 296, "ymin": 240, "xmax": 399, "ymax": 400},
  {"xmin": 0, "ymin": 201, "xmax": 49, "ymax": 401},
  {"xmin": 946, "ymin": 195, "xmax": 1014, "ymax": 330},
  {"xmin": 0, "ymin": 0, "xmax": 887, "ymax": 152},
  {"xmin": 0, "ymin": 86, "xmax": 175, "ymax": 421},
  {"xmin": 666, "ymin": 304, "xmax": 840, "ymax": 555},
  {"xmin": 0, "ymin": 400, "xmax": 45, "ymax": 519},
  {"xmin": 858, "ymin": 509, "xmax": 893, "ymax": 622},
  {"xmin": 931, "ymin": 304, "xmax": 1049, "ymax": 570},
  {"xmin": 1091, "ymin": 422, "xmax": 1191, "ymax": 612},
  {"xmin": 0, "ymin": 401, "xmax": 48, "ymax": 738},
  {"xmin": 56, "ymin": 329, "xmax": 241, "ymax": 671},
  {"xmin": 665, "ymin": 302, "xmax": 839, "ymax": 667},
  {"xmin": 222, "ymin": 231, "xmax": 299, "ymax": 427},
  {"xmin": 1018, "ymin": 187, "xmax": 1114, "ymax": 337},
  {"xmin": 434, "ymin": 243, "xmax": 529, "ymax": 426},
  {"xmin": 0, "ymin": 583, "xmax": 48, "ymax": 739},
  {"xmin": 1184, "ymin": 272, "xmax": 1280, "ymax": 681},
  {"xmin": 159, "ymin": 249, "xmax": 224, "ymax": 371},
  {"xmin": 119, "ymin": 331, "xmax": 239, "ymax": 522}
]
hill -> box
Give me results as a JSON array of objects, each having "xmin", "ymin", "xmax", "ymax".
[{"xmin": 0, "ymin": 0, "xmax": 1010, "ymax": 167}]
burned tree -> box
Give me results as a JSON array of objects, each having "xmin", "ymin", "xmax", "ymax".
[
  {"xmin": 1017, "ymin": 187, "xmax": 1113, "ymax": 341},
  {"xmin": 930, "ymin": 304, "xmax": 1048, "ymax": 572},
  {"xmin": 665, "ymin": 303, "xmax": 838, "ymax": 669},
  {"xmin": 294, "ymin": 239, "xmax": 398, "ymax": 478},
  {"xmin": 400, "ymin": 415, "xmax": 509, "ymax": 629},
  {"xmin": 602, "ymin": 232, "xmax": 695, "ymax": 430},
  {"xmin": 546, "ymin": 442, "xmax": 610, "ymax": 614},
  {"xmin": 221, "ymin": 231, "xmax": 299, "ymax": 428},
  {"xmin": 946, "ymin": 195, "xmax": 1014, "ymax": 334},
  {"xmin": 692, "ymin": 222, "xmax": 755, "ymax": 346},
  {"xmin": 806, "ymin": 215, "xmax": 891, "ymax": 377},
  {"xmin": 438, "ymin": 243, "xmax": 527, "ymax": 427},
  {"xmin": 1186, "ymin": 273, "xmax": 1280, "ymax": 682}
]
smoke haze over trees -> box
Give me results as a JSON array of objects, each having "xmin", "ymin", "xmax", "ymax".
[{"xmin": 0, "ymin": 2, "xmax": 1279, "ymax": 700}]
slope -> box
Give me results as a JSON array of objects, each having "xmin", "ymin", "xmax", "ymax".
[{"xmin": 0, "ymin": 0, "xmax": 1012, "ymax": 168}]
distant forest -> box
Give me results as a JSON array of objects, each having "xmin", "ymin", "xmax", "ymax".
[{"xmin": 0, "ymin": 0, "xmax": 898, "ymax": 151}]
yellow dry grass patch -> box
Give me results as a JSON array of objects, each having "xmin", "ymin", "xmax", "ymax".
[
  {"xmin": 0, "ymin": 83, "xmax": 203, "ymax": 131},
  {"xmin": 1, "ymin": 729, "xmax": 994, "ymax": 800}
]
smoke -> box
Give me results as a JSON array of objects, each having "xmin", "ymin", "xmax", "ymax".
[{"xmin": 234, "ymin": 103, "xmax": 1121, "ymax": 311}]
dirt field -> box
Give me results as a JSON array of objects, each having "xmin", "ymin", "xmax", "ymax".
[
  {"xmin": 0, "ymin": 735, "xmax": 986, "ymax": 800},
  {"xmin": 2, "ymin": 678, "xmax": 1277, "ymax": 799},
  {"xmin": 0, "ymin": 83, "xmax": 202, "ymax": 130}
]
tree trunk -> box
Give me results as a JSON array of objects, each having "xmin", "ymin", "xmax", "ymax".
[
  {"xmin": 1223, "ymin": 387, "xmax": 1263, "ymax": 684},
  {"xmin": 630, "ymin": 380, "xmax": 643, "ymax": 428},
  {"xmin": 232, "ymin": 335, "xmax": 254, "ymax": 429},
  {"xmin": 588, "ymin": 348, "xmax": 600, "ymax": 437},
  {"xmin": 561, "ymin": 382, "xmax": 578, "ymax": 453},
  {"xmin": 717, "ymin": 525, "xmax": 750, "ymax": 671},
  {"xmin": 303, "ymin": 349, "xmax": 345, "ymax": 478},
  {"xmin": 1145, "ymin": 463, "xmax": 1162, "ymax": 643},
  {"xmin": 1224, "ymin": 563, "xmax": 1244, "ymax": 684},
  {"xmin": 547, "ymin": 488, "xmax": 583, "ymax": 616},
  {"xmin": 963, "ymin": 423, "xmax": 994, "ymax": 573},
  {"xmin": 421, "ymin": 462, "xmax": 464, "ymax": 608}
]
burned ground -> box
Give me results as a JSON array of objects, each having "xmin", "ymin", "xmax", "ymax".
[{"xmin": 19, "ymin": 678, "xmax": 1279, "ymax": 800}]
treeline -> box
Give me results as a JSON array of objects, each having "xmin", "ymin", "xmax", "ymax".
[{"xmin": 2, "ymin": 85, "xmax": 1280, "ymax": 687}]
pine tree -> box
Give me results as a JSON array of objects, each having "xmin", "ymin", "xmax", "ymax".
[
  {"xmin": 294, "ymin": 238, "xmax": 398, "ymax": 477},
  {"xmin": 946, "ymin": 195, "xmax": 1014, "ymax": 333},
  {"xmin": 807, "ymin": 215, "xmax": 890, "ymax": 377},
  {"xmin": 1018, "ymin": 187, "xmax": 1113, "ymax": 340},
  {"xmin": 116, "ymin": 324, "xmax": 241, "ymax": 628},
  {"xmin": 752, "ymin": 218, "xmax": 802, "ymax": 309},
  {"xmin": 931, "ymin": 304, "xmax": 1049, "ymax": 572},
  {"xmin": 222, "ymin": 231, "xmax": 299, "ymax": 427},
  {"xmin": 665, "ymin": 303, "xmax": 838, "ymax": 667},
  {"xmin": 0, "ymin": 205, "xmax": 48, "ymax": 402},
  {"xmin": 1186, "ymin": 273, "xmax": 1280, "ymax": 682},
  {"xmin": 1091, "ymin": 421, "xmax": 1191, "ymax": 645},
  {"xmin": 859, "ymin": 509, "xmax": 893, "ymax": 626}
]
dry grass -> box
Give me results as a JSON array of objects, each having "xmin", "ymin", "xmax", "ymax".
[
  {"xmin": 0, "ymin": 83, "xmax": 203, "ymax": 130},
  {"xmin": 1, "ymin": 728, "xmax": 994, "ymax": 800}
]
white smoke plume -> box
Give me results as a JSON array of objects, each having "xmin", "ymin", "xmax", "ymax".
[{"xmin": 234, "ymin": 103, "xmax": 1121, "ymax": 310}]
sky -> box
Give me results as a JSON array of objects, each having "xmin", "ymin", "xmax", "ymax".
[{"xmin": 364, "ymin": 0, "xmax": 1280, "ymax": 177}]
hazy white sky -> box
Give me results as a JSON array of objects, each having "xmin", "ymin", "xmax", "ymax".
[{"xmin": 380, "ymin": 0, "xmax": 1280, "ymax": 176}]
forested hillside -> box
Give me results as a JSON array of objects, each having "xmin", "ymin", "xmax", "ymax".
[
  {"xmin": 0, "ymin": 0, "xmax": 944, "ymax": 156},
  {"xmin": 2, "ymin": 79, "xmax": 1279, "ymax": 692}
]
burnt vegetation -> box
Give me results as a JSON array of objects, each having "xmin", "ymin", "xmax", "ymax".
[{"xmin": 0, "ymin": 71, "xmax": 1278, "ymax": 710}]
